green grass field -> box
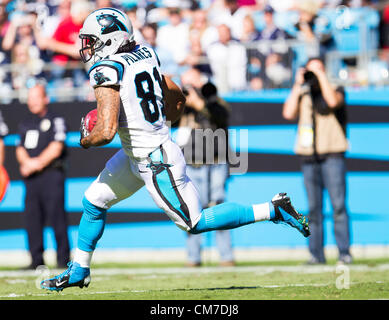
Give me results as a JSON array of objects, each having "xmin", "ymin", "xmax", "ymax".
[{"xmin": 0, "ymin": 259, "xmax": 388, "ymax": 300}]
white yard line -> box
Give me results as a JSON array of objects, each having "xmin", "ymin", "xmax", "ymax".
[{"xmin": 1, "ymin": 263, "xmax": 389, "ymax": 278}]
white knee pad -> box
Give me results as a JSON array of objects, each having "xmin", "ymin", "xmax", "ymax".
[
  {"xmin": 84, "ymin": 170, "xmax": 120, "ymax": 209},
  {"xmin": 84, "ymin": 150, "xmax": 144, "ymax": 209}
]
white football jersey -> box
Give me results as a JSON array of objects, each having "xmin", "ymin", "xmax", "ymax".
[{"xmin": 88, "ymin": 44, "xmax": 169, "ymax": 159}]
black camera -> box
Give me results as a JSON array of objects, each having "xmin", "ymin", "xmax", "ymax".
[
  {"xmin": 303, "ymin": 71, "xmax": 317, "ymax": 85},
  {"xmin": 303, "ymin": 71, "xmax": 330, "ymax": 114},
  {"xmin": 303, "ymin": 70, "xmax": 321, "ymax": 94},
  {"xmin": 201, "ymin": 82, "xmax": 217, "ymax": 100},
  {"xmin": 181, "ymin": 86, "xmax": 190, "ymax": 97}
]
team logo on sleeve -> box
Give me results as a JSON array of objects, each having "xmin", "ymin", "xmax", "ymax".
[
  {"xmin": 94, "ymin": 71, "xmax": 111, "ymax": 85},
  {"xmin": 96, "ymin": 13, "xmax": 128, "ymax": 34}
]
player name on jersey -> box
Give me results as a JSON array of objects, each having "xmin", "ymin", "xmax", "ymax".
[{"xmin": 122, "ymin": 46, "xmax": 153, "ymax": 65}]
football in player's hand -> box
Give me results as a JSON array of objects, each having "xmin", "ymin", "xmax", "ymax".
[{"xmin": 85, "ymin": 108, "xmax": 98, "ymax": 133}]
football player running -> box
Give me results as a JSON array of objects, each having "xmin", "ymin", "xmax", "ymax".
[{"xmin": 41, "ymin": 7, "xmax": 310, "ymax": 291}]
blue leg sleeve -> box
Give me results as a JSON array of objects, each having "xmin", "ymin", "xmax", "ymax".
[
  {"xmin": 190, "ymin": 202, "xmax": 255, "ymax": 234},
  {"xmin": 77, "ymin": 197, "xmax": 107, "ymax": 252}
]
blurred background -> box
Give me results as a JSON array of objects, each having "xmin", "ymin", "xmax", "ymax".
[{"xmin": 0, "ymin": 0, "xmax": 388, "ymax": 266}]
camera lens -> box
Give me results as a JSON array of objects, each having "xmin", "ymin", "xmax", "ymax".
[{"xmin": 304, "ymin": 71, "xmax": 315, "ymax": 83}]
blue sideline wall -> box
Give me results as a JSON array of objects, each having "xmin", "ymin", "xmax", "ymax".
[{"xmin": 0, "ymin": 88, "xmax": 388, "ymax": 251}]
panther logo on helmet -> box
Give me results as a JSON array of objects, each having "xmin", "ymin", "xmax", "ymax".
[{"xmin": 96, "ymin": 13, "xmax": 129, "ymax": 34}]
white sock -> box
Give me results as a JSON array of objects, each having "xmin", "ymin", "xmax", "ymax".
[
  {"xmin": 73, "ymin": 248, "xmax": 93, "ymax": 268},
  {"xmin": 252, "ymin": 202, "xmax": 271, "ymax": 222}
]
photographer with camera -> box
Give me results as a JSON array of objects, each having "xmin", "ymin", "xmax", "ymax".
[{"xmin": 283, "ymin": 57, "xmax": 352, "ymax": 265}]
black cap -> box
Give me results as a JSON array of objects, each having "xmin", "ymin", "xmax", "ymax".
[{"xmin": 264, "ymin": 4, "xmax": 274, "ymax": 14}]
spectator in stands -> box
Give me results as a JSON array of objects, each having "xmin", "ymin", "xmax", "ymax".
[
  {"xmin": 282, "ymin": 57, "xmax": 352, "ymax": 265},
  {"xmin": 247, "ymin": 59, "xmax": 264, "ymax": 90},
  {"xmin": 141, "ymin": 0, "xmax": 162, "ymax": 22},
  {"xmin": 294, "ymin": 0, "xmax": 333, "ymax": 56},
  {"xmin": 11, "ymin": 43, "xmax": 44, "ymax": 91},
  {"xmin": 156, "ymin": 6, "xmax": 190, "ymax": 67},
  {"xmin": 239, "ymin": 13, "xmax": 260, "ymax": 43},
  {"xmin": 0, "ymin": 3, "xmax": 12, "ymax": 96},
  {"xmin": 295, "ymin": 0, "xmax": 321, "ymax": 43},
  {"xmin": 177, "ymin": 68, "xmax": 234, "ymax": 267},
  {"xmin": 381, "ymin": 2, "xmax": 389, "ymax": 49},
  {"xmin": 96, "ymin": 0, "xmax": 113, "ymax": 9},
  {"xmin": 124, "ymin": 4, "xmax": 145, "ymax": 43},
  {"xmin": 240, "ymin": 13, "xmax": 264, "ymax": 90},
  {"xmin": 267, "ymin": 0, "xmax": 295, "ymax": 12},
  {"xmin": 162, "ymin": 0, "xmax": 193, "ymax": 11},
  {"xmin": 35, "ymin": 1, "xmax": 92, "ymax": 94},
  {"xmin": 263, "ymin": 52, "xmax": 292, "ymax": 88},
  {"xmin": 2, "ymin": 12, "xmax": 39, "ymax": 52},
  {"xmin": 1, "ymin": 11, "xmax": 45, "ymax": 91},
  {"xmin": 49, "ymin": 0, "xmax": 91, "ymax": 63},
  {"xmin": 206, "ymin": 23, "xmax": 247, "ymax": 94},
  {"xmin": 189, "ymin": 9, "xmax": 218, "ymax": 52},
  {"xmin": 237, "ymin": 0, "xmax": 259, "ymax": 9},
  {"xmin": 184, "ymin": 10, "xmax": 216, "ymax": 76},
  {"xmin": 323, "ymin": 0, "xmax": 343, "ymax": 9},
  {"xmin": 141, "ymin": 22, "xmax": 181, "ymax": 80},
  {"xmin": 38, "ymin": 0, "xmax": 72, "ymax": 39},
  {"xmin": 0, "ymin": 3, "xmax": 10, "ymax": 61},
  {"xmin": 16, "ymin": 84, "xmax": 70, "ymax": 269},
  {"xmin": 243, "ymin": 5, "xmax": 291, "ymax": 90},
  {"xmin": 182, "ymin": 31, "xmax": 212, "ymax": 77},
  {"xmin": 209, "ymin": 0, "xmax": 249, "ymax": 40},
  {"xmin": 257, "ymin": 5, "xmax": 288, "ymax": 41}
]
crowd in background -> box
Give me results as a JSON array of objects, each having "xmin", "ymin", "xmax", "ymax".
[{"xmin": 0, "ymin": 0, "xmax": 388, "ymax": 102}]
